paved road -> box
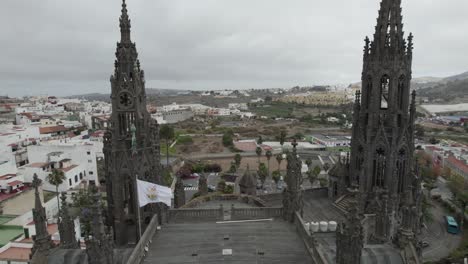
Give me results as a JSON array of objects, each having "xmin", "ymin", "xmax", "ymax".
[{"xmin": 421, "ymin": 200, "xmax": 462, "ymax": 262}]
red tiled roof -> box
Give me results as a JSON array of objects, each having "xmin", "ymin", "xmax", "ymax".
[
  {"xmin": 39, "ymin": 125, "xmax": 67, "ymax": 134},
  {"xmin": 233, "ymin": 141, "xmax": 257, "ymax": 152},
  {"xmin": 447, "ymin": 156, "xmax": 468, "ymax": 174},
  {"xmin": 7, "ymin": 180, "xmax": 23, "ymax": 187},
  {"xmin": 60, "ymin": 164, "xmax": 78, "ymax": 172},
  {"xmin": 19, "ymin": 112, "xmax": 33, "ymax": 119},
  {"xmin": 0, "ymin": 247, "xmax": 31, "ymax": 261},
  {"xmin": 0, "ymin": 174, "xmax": 16, "ymax": 180},
  {"xmin": 28, "ymin": 162, "xmax": 49, "ymax": 168},
  {"xmin": 426, "ymin": 146, "xmax": 443, "ymax": 152}
]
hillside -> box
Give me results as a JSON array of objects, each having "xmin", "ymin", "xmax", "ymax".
[{"xmin": 417, "ymin": 78, "xmax": 468, "ymax": 102}]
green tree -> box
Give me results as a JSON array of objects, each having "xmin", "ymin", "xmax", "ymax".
[
  {"xmin": 276, "ymin": 154, "xmax": 283, "ymax": 171},
  {"xmin": 228, "ymin": 161, "xmax": 237, "ymax": 173},
  {"xmin": 222, "ymin": 131, "xmax": 234, "ymax": 147},
  {"xmin": 162, "ymin": 169, "xmax": 174, "ymax": 186},
  {"xmin": 258, "ymin": 163, "xmax": 268, "ymax": 187},
  {"xmin": 47, "ymin": 169, "xmax": 66, "ymax": 211},
  {"xmin": 217, "ymin": 180, "xmax": 227, "ymax": 192},
  {"xmin": 257, "ymin": 136, "xmax": 263, "ymax": 145},
  {"xmin": 305, "ymin": 158, "xmax": 312, "ymax": 168},
  {"xmin": 265, "ymin": 150, "xmax": 272, "ymax": 177},
  {"xmin": 255, "ymin": 146, "xmax": 263, "ymax": 163},
  {"xmin": 279, "ymin": 131, "xmax": 287, "ymax": 149},
  {"xmin": 234, "ymin": 154, "xmax": 242, "ymax": 169},
  {"xmin": 448, "ymin": 174, "xmax": 468, "ymax": 229},
  {"xmin": 307, "ymin": 165, "xmax": 321, "ymax": 186},
  {"xmin": 272, "ymin": 170, "xmax": 281, "ymax": 184},
  {"xmin": 429, "ymin": 137, "xmax": 439, "ymax": 144},
  {"xmin": 415, "ymin": 124, "xmax": 425, "ymax": 138},
  {"xmin": 318, "ymin": 178, "xmax": 328, "ymax": 188},
  {"xmin": 159, "ymin": 124, "xmax": 175, "ymax": 167}
]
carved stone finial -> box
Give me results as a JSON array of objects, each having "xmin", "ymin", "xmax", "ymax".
[
  {"xmin": 58, "ymin": 192, "xmax": 79, "ymax": 249},
  {"xmin": 174, "ymin": 176, "xmax": 185, "ymax": 208},
  {"xmin": 30, "ymin": 174, "xmax": 54, "ymax": 264},
  {"xmin": 85, "ymin": 186, "xmax": 114, "ymax": 264},
  {"xmin": 282, "ymin": 144, "xmax": 303, "ymax": 222}
]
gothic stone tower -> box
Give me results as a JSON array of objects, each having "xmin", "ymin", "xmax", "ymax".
[
  {"xmin": 347, "ymin": 0, "xmax": 420, "ymax": 240},
  {"xmin": 103, "ymin": 0, "xmax": 161, "ymax": 246}
]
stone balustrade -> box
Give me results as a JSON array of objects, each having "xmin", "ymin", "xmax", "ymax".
[{"xmin": 231, "ymin": 206, "xmax": 283, "ymax": 220}]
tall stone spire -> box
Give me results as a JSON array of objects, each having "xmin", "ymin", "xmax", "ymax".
[
  {"xmin": 30, "ymin": 174, "xmax": 54, "ymax": 264},
  {"xmin": 119, "ymin": 0, "xmax": 131, "ymax": 43},
  {"xmin": 282, "ymin": 140, "xmax": 304, "ymax": 222},
  {"xmin": 371, "ymin": 0, "xmax": 408, "ymax": 58},
  {"xmin": 348, "ymin": 0, "xmax": 415, "ymax": 212},
  {"xmin": 58, "ymin": 192, "xmax": 79, "ymax": 249},
  {"xmin": 105, "ymin": 0, "xmax": 161, "ymax": 246}
]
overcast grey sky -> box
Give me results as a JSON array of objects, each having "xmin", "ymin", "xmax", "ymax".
[{"xmin": 1, "ymin": 0, "xmax": 467, "ymax": 97}]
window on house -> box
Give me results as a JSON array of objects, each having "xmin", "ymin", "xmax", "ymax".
[
  {"xmin": 88, "ymin": 160, "xmax": 92, "ymax": 163},
  {"xmin": 89, "ymin": 171, "xmax": 94, "ymax": 175},
  {"xmin": 69, "ymin": 179, "xmax": 72, "ymax": 186},
  {"xmin": 87, "ymin": 151, "xmax": 91, "ymax": 155},
  {"xmin": 75, "ymin": 175, "xmax": 78, "ymax": 182}
]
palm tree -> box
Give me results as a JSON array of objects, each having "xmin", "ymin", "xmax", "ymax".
[
  {"xmin": 234, "ymin": 154, "xmax": 242, "ymax": 169},
  {"xmin": 160, "ymin": 124, "xmax": 175, "ymax": 168},
  {"xmin": 265, "ymin": 150, "xmax": 272, "ymax": 177},
  {"xmin": 47, "ymin": 169, "xmax": 66, "ymax": 211},
  {"xmin": 255, "ymin": 147, "xmax": 263, "ymax": 163},
  {"xmin": 279, "ymin": 131, "xmax": 286, "ymax": 150},
  {"xmin": 276, "ymin": 154, "xmax": 283, "ymax": 171}
]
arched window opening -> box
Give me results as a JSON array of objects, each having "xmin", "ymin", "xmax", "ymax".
[
  {"xmin": 372, "ymin": 148, "xmax": 386, "ymax": 188},
  {"xmin": 380, "ymin": 75, "xmax": 390, "ymax": 109},
  {"xmin": 398, "ymin": 76, "xmax": 405, "ymax": 110}
]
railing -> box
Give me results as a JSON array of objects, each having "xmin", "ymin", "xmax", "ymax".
[
  {"xmin": 294, "ymin": 212, "xmax": 329, "ymax": 264},
  {"xmin": 231, "ymin": 206, "xmax": 283, "ymax": 220},
  {"xmin": 126, "ymin": 214, "xmax": 159, "ymax": 264},
  {"xmin": 167, "ymin": 207, "xmax": 223, "ymax": 223}
]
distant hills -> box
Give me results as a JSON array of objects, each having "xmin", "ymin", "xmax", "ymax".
[
  {"xmin": 350, "ymin": 71, "xmax": 468, "ymax": 103},
  {"xmin": 67, "ymin": 88, "xmax": 191, "ymax": 102},
  {"xmin": 413, "ymin": 71, "xmax": 468, "ymax": 102}
]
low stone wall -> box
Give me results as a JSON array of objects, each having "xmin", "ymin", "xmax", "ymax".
[
  {"xmin": 231, "ymin": 206, "xmax": 283, "ymax": 220},
  {"xmin": 168, "ymin": 207, "xmax": 223, "ymax": 223},
  {"xmin": 182, "ymin": 194, "xmax": 267, "ymax": 208},
  {"xmin": 294, "ymin": 212, "xmax": 329, "ymax": 264},
  {"xmin": 126, "ymin": 214, "xmax": 159, "ymax": 264}
]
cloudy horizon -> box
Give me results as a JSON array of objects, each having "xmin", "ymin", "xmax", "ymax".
[{"xmin": 1, "ymin": 0, "xmax": 468, "ymax": 97}]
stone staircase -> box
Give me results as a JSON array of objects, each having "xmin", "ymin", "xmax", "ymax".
[{"xmin": 334, "ymin": 194, "xmax": 356, "ymax": 214}]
